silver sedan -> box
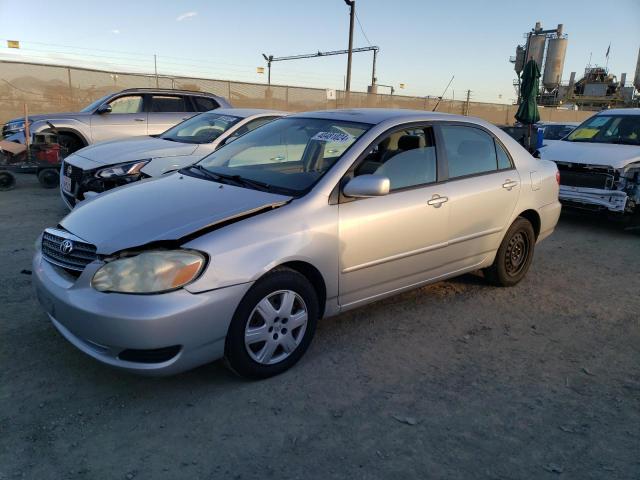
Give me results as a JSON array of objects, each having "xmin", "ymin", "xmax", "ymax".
[{"xmin": 33, "ymin": 109, "xmax": 561, "ymax": 378}]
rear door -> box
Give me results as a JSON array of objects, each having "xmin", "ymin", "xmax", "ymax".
[
  {"xmin": 90, "ymin": 94, "xmax": 147, "ymax": 142},
  {"xmin": 147, "ymin": 95, "xmax": 193, "ymax": 135},
  {"xmin": 436, "ymin": 124, "xmax": 521, "ymax": 264}
]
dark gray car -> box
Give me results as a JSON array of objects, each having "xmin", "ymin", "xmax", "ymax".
[{"xmin": 2, "ymin": 88, "xmax": 231, "ymax": 153}]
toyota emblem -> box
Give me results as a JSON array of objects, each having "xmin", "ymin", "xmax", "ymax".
[
  {"xmin": 60, "ymin": 239, "xmax": 74, "ymax": 255},
  {"xmin": 66, "ymin": 165, "xmax": 72, "ymax": 175}
]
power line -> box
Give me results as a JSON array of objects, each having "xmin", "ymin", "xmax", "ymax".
[{"xmin": 354, "ymin": 12, "xmax": 373, "ymax": 47}]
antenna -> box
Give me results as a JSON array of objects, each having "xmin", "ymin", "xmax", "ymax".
[{"xmin": 432, "ymin": 75, "xmax": 455, "ymax": 111}]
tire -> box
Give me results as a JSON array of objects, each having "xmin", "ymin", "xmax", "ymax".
[
  {"xmin": 224, "ymin": 267, "xmax": 319, "ymax": 379},
  {"xmin": 0, "ymin": 170, "xmax": 16, "ymax": 191},
  {"xmin": 484, "ymin": 217, "xmax": 536, "ymax": 287},
  {"xmin": 37, "ymin": 168, "xmax": 59, "ymax": 189},
  {"xmin": 57, "ymin": 133, "xmax": 83, "ymax": 156}
]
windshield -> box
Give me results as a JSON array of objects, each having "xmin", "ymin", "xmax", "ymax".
[
  {"xmin": 567, "ymin": 115, "xmax": 640, "ymax": 145},
  {"xmin": 192, "ymin": 117, "xmax": 371, "ymax": 195},
  {"xmin": 160, "ymin": 113, "xmax": 242, "ymax": 144},
  {"xmin": 80, "ymin": 94, "xmax": 112, "ymax": 113},
  {"xmin": 543, "ymin": 124, "xmax": 575, "ymax": 140}
]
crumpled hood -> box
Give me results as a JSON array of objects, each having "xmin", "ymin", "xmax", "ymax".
[
  {"xmin": 539, "ymin": 140, "xmax": 640, "ymax": 169},
  {"xmin": 60, "ymin": 173, "xmax": 291, "ymax": 254},
  {"xmin": 73, "ymin": 136, "xmax": 199, "ymax": 166},
  {"xmin": 6, "ymin": 112, "xmax": 90, "ymax": 124}
]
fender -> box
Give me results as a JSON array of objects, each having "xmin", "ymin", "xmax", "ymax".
[{"xmin": 30, "ymin": 118, "xmax": 91, "ymax": 146}]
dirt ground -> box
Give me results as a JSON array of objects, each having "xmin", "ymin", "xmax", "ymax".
[{"xmin": 1, "ymin": 174, "xmax": 639, "ymax": 480}]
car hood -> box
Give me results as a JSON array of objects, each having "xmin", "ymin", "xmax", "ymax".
[
  {"xmin": 6, "ymin": 112, "xmax": 90, "ymax": 124},
  {"xmin": 61, "ymin": 173, "xmax": 291, "ymax": 254},
  {"xmin": 73, "ymin": 136, "xmax": 200, "ymax": 165},
  {"xmin": 539, "ymin": 140, "xmax": 640, "ymax": 169}
]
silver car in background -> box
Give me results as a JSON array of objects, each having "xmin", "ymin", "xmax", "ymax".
[
  {"xmin": 3, "ymin": 88, "xmax": 231, "ymax": 153},
  {"xmin": 60, "ymin": 109, "xmax": 285, "ymax": 208},
  {"xmin": 33, "ymin": 109, "xmax": 561, "ymax": 378}
]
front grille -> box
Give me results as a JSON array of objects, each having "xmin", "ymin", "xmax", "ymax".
[
  {"xmin": 557, "ymin": 164, "xmax": 614, "ymax": 190},
  {"xmin": 42, "ymin": 229, "xmax": 97, "ymax": 272},
  {"xmin": 63, "ymin": 161, "xmax": 84, "ymax": 184}
]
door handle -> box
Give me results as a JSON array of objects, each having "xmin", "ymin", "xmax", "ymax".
[
  {"xmin": 134, "ymin": 118, "xmax": 145, "ymax": 122},
  {"xmin": 427, "ymin": 194, "xmax": 448, "ymax": 208},
  {"xmin": 502, "ymin": 180, "xmax": 518, "ymax": 191},
  {"xmin": 270, "ymin": 155, "xmax": 285, "ymax": 162}
]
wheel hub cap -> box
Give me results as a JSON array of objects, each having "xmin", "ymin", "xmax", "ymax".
[{"xmin": 244, "ymin": 290, "xmax": 308, "ymax": 365}]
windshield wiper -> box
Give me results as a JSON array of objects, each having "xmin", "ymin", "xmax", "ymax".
[
  {"xmin": 211, "ymin": 172, "xmax": 274, "ymax": 192},
  {"xmin": 182, "ymin": 164, "xmax": 225, "ymax": 182}
]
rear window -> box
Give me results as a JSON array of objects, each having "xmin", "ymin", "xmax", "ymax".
[
  {"xmin": 193, "ymin": 97, "xmax": 219, "ymax": 112},
  {"xmin": 440, "ymin": 125, "xmax": 498, "ymax": 178},
  {"xmin": 150, "ymin": 96, "xmax": 186, "ymax": 113}
]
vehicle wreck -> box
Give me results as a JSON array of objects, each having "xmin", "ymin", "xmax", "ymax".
[{"xmin": 539, "ymin": 109, "xmax": 640, "ymax": 221}]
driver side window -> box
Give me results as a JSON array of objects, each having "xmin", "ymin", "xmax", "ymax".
[
  {"xmin": 107, "ymin": 95, "xmax": 143, "ymax": 114},
  {"xmin": 354, "ymin": 126, "xmax": 437, "ymax": 191}
]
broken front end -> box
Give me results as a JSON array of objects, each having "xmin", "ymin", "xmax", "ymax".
[{"xmin": 556, "ymin": 161, "xmax": 640, "ymax": 217}]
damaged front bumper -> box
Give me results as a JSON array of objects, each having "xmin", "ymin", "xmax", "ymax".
[
  {"xmin": 557, "ymin": 161, "xmax": 639, "ymax": 215},
  {"xmin": 559, "ymin": 185, "xmax": 629, "ymax": 213}
]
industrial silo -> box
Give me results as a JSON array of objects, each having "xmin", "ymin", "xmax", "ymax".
[
  {"xmin": 514, "ymin": 45, "xmax": 525, "ymax": 74},
  {"xmin": 526, "ymin": 35, "xmax": 546, "ymax": 69},
  {"xmin": 543, "ymin": 37, "xmax": 568, "ymax": 91}
]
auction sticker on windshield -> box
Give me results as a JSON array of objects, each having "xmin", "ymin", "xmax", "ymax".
[{"xmin": 312, "ymin": 131, "xmax": 354, "ymax": 143}]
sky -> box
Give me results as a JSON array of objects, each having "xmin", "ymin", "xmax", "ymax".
[{"xmin": 0, "ymin": 0, "xmax": 639, "ymax": 103}]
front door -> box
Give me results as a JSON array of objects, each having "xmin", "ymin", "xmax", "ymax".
[
  {"xmin": 338, "ymin": 125, "xmax": 451, "ymax": 308},
  {"xmin": 90, "ymin": 94, "xmax": 147, "ymax": 142}
]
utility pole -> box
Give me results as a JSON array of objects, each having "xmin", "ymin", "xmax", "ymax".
[
  {"xmin": 154, "ymin": 54, "xmax": 159, "ymax": 88},
  {"xmin": 464, "ymin": 90, "xmax": 471, "ymax": 116},
  {"xmin": 344, "ymin": 0, "xmax": 355, "ymax": 92},
  {"xmin": 262, "ymin": 54, "xmax": 273, "ymax": 85}
]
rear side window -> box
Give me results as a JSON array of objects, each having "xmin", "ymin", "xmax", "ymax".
[
  {"xmin": 440, "ymin": 125, "xmax": 498, "ymax": 178},
  {"xmin": 495, "ymin": 141, "xmax": 513, "ymax": 170},
  {"xmin": 150, "ymin": 96, "xmax": 186, "ymax": 112},
  {"xmin": 193, "ymin": 97, "xmax": 219, "ymax": 112}
]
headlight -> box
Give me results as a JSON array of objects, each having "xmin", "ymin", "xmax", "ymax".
[
  {"xmin": 96, "ymin": 160, "xmax": 149, "ymax": 179},
  {"xmin": 5, "ymin": 120, "xmax": 30, "ymax": 133},
  {"xmin": 92, "ymin": 250, "xmax": 206, "ymax": 294}
]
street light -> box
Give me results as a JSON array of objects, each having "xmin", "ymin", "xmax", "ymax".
[{"xmin": 344, "ymin": 0, "xmax": 355, "ymax": 92}]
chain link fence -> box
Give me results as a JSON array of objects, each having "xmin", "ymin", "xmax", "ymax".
[{"xmin": 0, "ymin": 60, "xmax": 594, "ymax": 125}]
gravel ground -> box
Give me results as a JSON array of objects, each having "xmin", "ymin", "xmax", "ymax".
[{"xmin": 1, "ymin": 174, "xmax": 639, "ymax": 480}]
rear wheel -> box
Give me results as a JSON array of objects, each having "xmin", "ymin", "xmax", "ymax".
[
  {"xmin": 484, "ymin": 217, "xmax": 535, "ymax": 287},
  {"xmin": 224, "ymin": 268, "xmax": 318, "ymax": 379},
  {"xmin": 0, "ymin": 170, "xmax": 16, "ymax": 191},
  {"xmin": 37, "ymin": 168, "xmax": 59, "ymax": 189}
]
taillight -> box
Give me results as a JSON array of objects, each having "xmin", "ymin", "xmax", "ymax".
[{"xmin": 556, "ymin": 170, "xmax": 561, "ymax": 185}]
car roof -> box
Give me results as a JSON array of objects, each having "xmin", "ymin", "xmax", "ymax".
[
  {"xmin": 596, "ymin": 108, "xmax": 640, "ymax": 116},
  {"xmin": 208, "ymin": 108, "xmax": 287, "ymax": 119},
  {"xmin": 288, "ymin": 108, "xmax": 470, "ymax": 125},
  {"xmin": 118, "ymin": 88, "xmax": 223, "ymax": 98}
]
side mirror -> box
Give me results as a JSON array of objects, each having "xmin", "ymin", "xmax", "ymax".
[
  {"xmin": 221, "ymin": 135, "xmax": 239, "ymax": 146},
  {"xmin": 96, "ymin": 104, "xmax": 112, "ymax": 114},
  {"xmin": 343, "ymin": 174, "xmax": 390, "ymax": 198}
]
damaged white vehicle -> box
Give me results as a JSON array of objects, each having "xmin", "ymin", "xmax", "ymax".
[{"xmin": 539, "ymin": 109, "xmax": 640, "ymax": 221}]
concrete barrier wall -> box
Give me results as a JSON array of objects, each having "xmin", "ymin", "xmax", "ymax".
[{"xmin": 0, "ymin": 60, "xmax": 595, "ymax": 126}]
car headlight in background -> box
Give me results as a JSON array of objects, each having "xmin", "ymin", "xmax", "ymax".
[
  {"xmin": 92, "ymin": 250, "xmax": 206, "ymax": 294},
  {"xmin": 95, "ymin": 160, "xmax": 150, "ymax": 179},
  {"xmin": 4, "ymin": 119, "xmax": 31, "ymax": 134}
]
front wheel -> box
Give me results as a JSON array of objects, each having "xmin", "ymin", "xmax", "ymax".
[
  {"xmin": 224, "ymin": 268, "xmax": 318, "ymax": 379},
  {"xmin": 484, "ymin": 217, "xmax": 535, "ymax": 287}
]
